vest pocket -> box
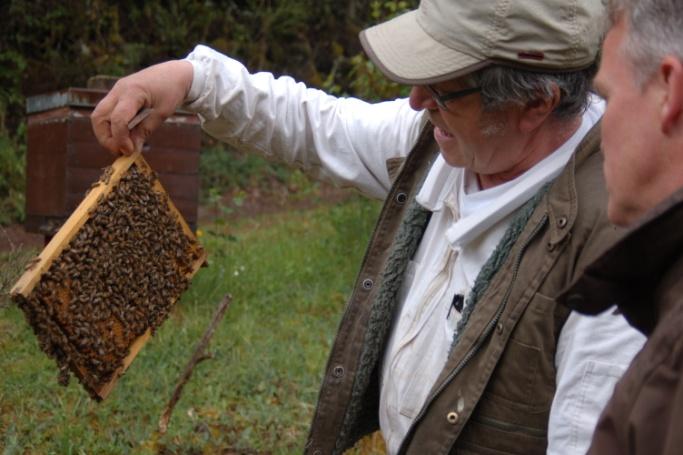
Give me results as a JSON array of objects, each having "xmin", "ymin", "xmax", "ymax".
[{"xmin": 485, "ymin": 338, "xmax": 550, "ymax": 413}]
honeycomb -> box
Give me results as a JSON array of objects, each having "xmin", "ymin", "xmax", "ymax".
[{"xmin": 11, "ymin": 154, "xmax": 206, "ymax": 400}]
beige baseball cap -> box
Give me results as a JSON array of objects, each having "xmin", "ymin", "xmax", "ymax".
[{"xmin": 360, "ymin": 0, "xmax": 606, "ymax": 85}]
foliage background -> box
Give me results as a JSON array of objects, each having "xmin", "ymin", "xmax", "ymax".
[
  {"xmin": 1, "ymin": 1, "xmax": 418, "ymax": 452},
  {"xmin": 0, "ymin": 0, "xmax": 416, "ymax": 225}
]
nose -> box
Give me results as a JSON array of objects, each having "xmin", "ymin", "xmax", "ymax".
[{"xmin": 409, "ymin": 86, "xmax": 437, "ymax": 112}]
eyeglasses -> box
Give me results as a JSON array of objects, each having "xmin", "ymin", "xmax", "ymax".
[{"xmin": 426, "ymin": 85, "xmax": 481, "ymax": 111}]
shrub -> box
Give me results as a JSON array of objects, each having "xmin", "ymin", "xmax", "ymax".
[
  {"xmin": 0, "ymin": 126, "xmax": 26, "ymax": 225},
  {"xmin": 0, "ymin": 0, "xmax": 419, "ymax": 225}
]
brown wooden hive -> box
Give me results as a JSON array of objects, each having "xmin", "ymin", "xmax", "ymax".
[
  {"xmin": 25, "ymin": 87, "xmax": 201, "ymax": 236},
  {"xmin": 10, "ymin": 152, "xmax": 207, "ymax": 400}
]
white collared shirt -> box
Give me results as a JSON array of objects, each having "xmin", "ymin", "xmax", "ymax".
[
  {"xmin": 184, "ymin": 45, "xmax": 645, "ymax": 455},
  {"xmin": 378, "ymin": 99, "xmax": 630, "ymax": 453}
]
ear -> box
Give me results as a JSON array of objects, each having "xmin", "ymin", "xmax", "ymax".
[
  {"xmin": 518, "ymin": 84, "xmax": 560, "ymax": 133},
  {"xmin": 659, "ymin": 56, "xmax": 683, "ymax": 135}
]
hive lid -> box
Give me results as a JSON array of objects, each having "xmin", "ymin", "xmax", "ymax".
[{"xmin": 26, "ymin": 88, "xmax": 107, "ymax": 114}]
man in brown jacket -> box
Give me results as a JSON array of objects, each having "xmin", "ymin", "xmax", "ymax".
[
  {"xmin": 560, "ymin": 0, "xmax": 683, "ymax": 453},
  {"xmin": 92, "ymin": 0, "xmax": 645, "ymax": 453}
]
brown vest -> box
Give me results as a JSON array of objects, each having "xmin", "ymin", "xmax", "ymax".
[{"xmin": 305, "ymin": 122, "xmax": 620, "ymax": 454}]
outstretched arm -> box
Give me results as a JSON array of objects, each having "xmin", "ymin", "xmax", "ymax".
[
  {"xmin": 92, "ymin": 45, "xmax": 426, "ymax": 199},
  {"xmin": 184, "ymin": 45, "xmax": 425, "ymax": 198}
]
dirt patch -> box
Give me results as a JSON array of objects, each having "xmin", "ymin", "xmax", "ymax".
[{"xmin": 0, "ymin": 224, "xmax": 44, "ymax": 253}]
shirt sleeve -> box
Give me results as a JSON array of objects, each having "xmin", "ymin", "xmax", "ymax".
[
  {"xmin": 183, "ymin": 44, "xmax": 427, "ymax": 200},
  {"xmin": 547, "ymin": 309, "xmax": 645, "ymax": 455}
]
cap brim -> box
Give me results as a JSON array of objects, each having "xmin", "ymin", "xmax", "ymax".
[{"xmin": 360, "ymin": 10, "xmax": 490, "ymax": 85}]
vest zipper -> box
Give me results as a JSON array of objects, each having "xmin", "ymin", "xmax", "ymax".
[{"xmin": 398, "ymin": 212, "xmax": 549, "ymax": 454}]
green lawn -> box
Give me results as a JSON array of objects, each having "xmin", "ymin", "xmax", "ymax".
[{"xmin": 0, "ymin": 195, "xmax": 381, "ymax": 454}]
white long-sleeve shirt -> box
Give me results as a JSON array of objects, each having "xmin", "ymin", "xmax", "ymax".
[{"xmin": 184, "ymin": 44, "xmax": 645, "ymax": 454}]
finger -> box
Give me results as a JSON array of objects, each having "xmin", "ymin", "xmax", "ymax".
[
  {"xmin": 109, "ymin": 99, "xmax": 147, "ymax": 155},
  {"xmin": 91, "ymin": 95, "xmax": 120, "ymax": 155}
]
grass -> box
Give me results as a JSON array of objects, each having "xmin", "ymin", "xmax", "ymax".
[{"xmin": 0, "ymin": 195, "xmax": 385, "ymax": 454}]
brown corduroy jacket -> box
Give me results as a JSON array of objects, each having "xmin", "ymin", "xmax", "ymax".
[{"xmin": 560, "ymin": 185, "xmax": 683, "ymax": 455}]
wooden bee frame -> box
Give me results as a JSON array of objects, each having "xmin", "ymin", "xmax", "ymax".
[{"xmin": 11, "ymin": 151, "xmax": 207, "ymax": 400}]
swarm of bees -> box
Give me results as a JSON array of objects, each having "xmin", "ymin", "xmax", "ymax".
[{"xmin": 12, "ymin": 157, "xmax": 206, "ymax": 400}]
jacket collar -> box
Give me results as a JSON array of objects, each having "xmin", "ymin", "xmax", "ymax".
[
  {"xmin": 559, "ymin": 184, "xmax": 683, "ymax": 334},
  {"xmin": 416, "ymin": 112, "xmax": 603, "ymax": 249},
  {"xmin": 545, "ymin": 121, "xmax": 602, "ymax": 247}
]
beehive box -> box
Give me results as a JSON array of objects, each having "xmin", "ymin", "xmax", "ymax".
[
  {"xmin": 11, "ymin": 151, "xmax": 207, "ymax": 400},
  {"xmin": 25, "ymin": 87, "xmax": 201, "ymax": 235}
]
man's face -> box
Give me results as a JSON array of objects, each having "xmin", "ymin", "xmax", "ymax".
[
  {"xmin": 594, "ymin": 16, "xmax": 671, "ymax": 226},
  {"xmin": 409, "ymin": 79, "xmax": 527, "ymax": 187}
]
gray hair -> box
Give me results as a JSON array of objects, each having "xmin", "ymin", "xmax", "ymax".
[
  {"xmin": 468, "ymin": 64, "xmax": 598, "ymax": 121},
  {"xmin": 608, "ymin": 0, "xmax": 683, "ymax": 86}
]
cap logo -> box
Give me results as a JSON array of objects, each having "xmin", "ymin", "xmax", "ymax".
[{"xmin": 518, "ymin": 51, "xmax": 545, "ymax": 61}]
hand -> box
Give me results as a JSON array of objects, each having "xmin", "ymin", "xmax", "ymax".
[{"xmin": 91, "ymin": 59, "xmax": 194, "ymax": 155}]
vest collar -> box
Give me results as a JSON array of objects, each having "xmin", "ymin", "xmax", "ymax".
[{"xmin": 545, "ymin": 120, "xmax": 602, "ymax": 247}]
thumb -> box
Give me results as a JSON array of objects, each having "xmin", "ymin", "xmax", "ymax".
[
  {"xmin": 128, "ymin": 108, "xmax": 161, "ymax": 153},
  {"xmin": 133, "ymin": 135, "xmax": 146, "ymax": 154}
]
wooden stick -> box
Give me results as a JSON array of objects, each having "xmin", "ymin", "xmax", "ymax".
[
  {"xmin": 0, "ymin": 224, "xmax": 16, "ymax": 252},
  {"xmin": 158, "ymin": 294, "xmax": 232, "ymax": 434}
]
